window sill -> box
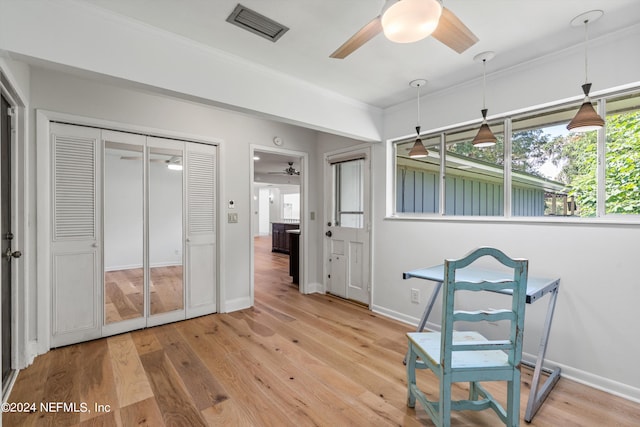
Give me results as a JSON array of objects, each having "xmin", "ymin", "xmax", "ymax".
[{"xmin": 384, "ymin": 214, "xmax": 640, "ymax": 227}]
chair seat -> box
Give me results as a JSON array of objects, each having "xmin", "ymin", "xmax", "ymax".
[{"xmin": 408, "ymin": 331, "xmax": 509, "ymax": 369}]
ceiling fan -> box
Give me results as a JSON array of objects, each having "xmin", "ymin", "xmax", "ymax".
[
  {"xmin": 268, "ymin": 162, "xmax": 300, "ymax": 176},
  {"xmin": 330, "ymin": 0, "xmax": 478, "ymax": 59}
]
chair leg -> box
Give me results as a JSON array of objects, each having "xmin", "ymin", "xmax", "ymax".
[
  {"xmin": 440, "ymin": 375, "xmax": 452, "ymax": 427},
  {"xmin": 406, "ymin": 343, "xmax": 417, "ymax": 408},
  {"xmin": 506, "ymin": 370, "xmax": 521, "ymax": 427},
  {"xmin": 469, "ymin": 381, "xmax": 479, "ymax": 400}
]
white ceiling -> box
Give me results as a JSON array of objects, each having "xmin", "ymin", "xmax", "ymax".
[{"xmin": 81, "ymin": 0, "xmax": 640, "ymax": 109}]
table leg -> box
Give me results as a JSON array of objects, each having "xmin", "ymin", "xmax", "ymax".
[
  {"xmin": 524, "ymin": 286, "xmax": 561, "ymax": 422},
  {"xmin": 403, "ymin": 281, "xmax": 443, "ymax": 365}
]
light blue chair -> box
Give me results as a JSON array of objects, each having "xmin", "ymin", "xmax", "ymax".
[{"xmin": 406, "ymin": 247, "xmax": 528, "ymax": 426}]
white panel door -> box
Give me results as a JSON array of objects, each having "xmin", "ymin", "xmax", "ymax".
[
  {"xmin": 324, "ymin": 149, "xmax": 371, "ymax": 305},
  {"xmin": 185, "ymin": 142, "xmax": 217, "ymax": 317},
  {"xmin": 50, "ymin": 123, "xmax": 102, "ymax": 347}
]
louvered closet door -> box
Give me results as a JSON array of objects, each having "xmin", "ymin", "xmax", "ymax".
[
  {"xmin": 185, "ymin": 142, "xmax": 217, "ymax": 317},
  {"xmin": 50, "ymin": 123, "xmax": 102, "ymax": 347}
]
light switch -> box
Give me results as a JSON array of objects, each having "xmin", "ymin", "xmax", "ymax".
[{"xmin": 228, "ymin": 212, "xmax": 238, "ymax": 223}]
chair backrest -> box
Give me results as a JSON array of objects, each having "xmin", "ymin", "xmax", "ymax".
[{"xmin": 441, "ymin": 247, "xmax": 528, "ymax": 370}]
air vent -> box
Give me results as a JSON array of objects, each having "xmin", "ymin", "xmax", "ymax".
[{"xmin": 226, "ymin": 4, "xmax": 289, "ymax": 42}]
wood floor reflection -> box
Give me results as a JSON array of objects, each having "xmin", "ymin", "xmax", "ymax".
[{"xmin": 104, "ymin": 266, "xmax": 183, "ymax": 323}]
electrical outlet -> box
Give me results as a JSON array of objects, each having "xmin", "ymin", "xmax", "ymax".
[
  {"xmin": 411, "ymin": 288, "xmax": 420, "ymax": 304},
  {"xmin": 228, "ymin": 212, "xmax": 238, "ymax": 223}
]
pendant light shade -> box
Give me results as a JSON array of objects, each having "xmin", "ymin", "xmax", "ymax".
[
  {"xmin": 409, "ymin": 126, "xmax": 429, "ymax": 158},
  {"xmin": 408, "ymin": 79, "xmax": 429, "ymax": 159},
  {"xmin": 472, "ymin": 52, "xmax": 496, "ymax": 148},
  {"xmin": 382, "ymin": 0, "xmax": 443, "ymax": 43},
  {"xmin": 567, "ymin": 10, "xmax": 604, "ymax": 133},
  {"xmin": 472, "ymin": 109, "xmax": 497, "ymax": 147},
  {"xmin": 567, "ymin": 83, "xmax": 604, "ymax": 132}
]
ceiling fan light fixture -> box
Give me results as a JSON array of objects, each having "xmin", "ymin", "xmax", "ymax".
[{"xmin": 382, "ymin": 0, "xmax": 443, "ymax": 43}]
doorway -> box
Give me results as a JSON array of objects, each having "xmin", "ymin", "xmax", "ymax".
[
  {"xmin": 252, "ymin": 148, "xmax": 304, "ymax": 297},
  {"xmin": 324, "ymin": 147, "xmax": 372, "ymax": 306},
  {"xmin": 1, "ymin": 94, "xmax": 13, "ymax": 385}
]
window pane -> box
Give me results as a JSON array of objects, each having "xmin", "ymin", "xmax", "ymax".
[
  {"xmin": 605, "ymin": 93, "xmax": 640, "ymax": 215},
  {"xmin": 511, "ymin": 108, "xmax": 575, "ymax": 216},
  {"xmin": 333, "ymin": 159, "xmax": 364, "ymax": 228},
  {"xmin": 395, "ymin": 135, "xmax": 441, "ymax": 213},
  {"xmin": 445, "ymin": 122, "xmax": 504, "ymax": 216}
]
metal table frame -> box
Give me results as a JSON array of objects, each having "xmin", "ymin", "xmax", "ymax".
[{"xmin": 403, "ymin": 264, "xmax": 561, "ymax": 422}]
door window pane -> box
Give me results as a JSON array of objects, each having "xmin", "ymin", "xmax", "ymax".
[
  {"xmin": 445, "ymin": 122, "xmax": 504, "ymax": 216},
  {"xmin": 396, "ymin": 135, "xmax": 441, "ymax": 213},
  {"xmin": 604, "ymin": 93, "xmax": 640, "ymax": 215},
  {"xmin": 333, "ymin": 159, "xmax": 364, "ymax": 228}
]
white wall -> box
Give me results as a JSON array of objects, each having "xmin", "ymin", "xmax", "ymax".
[
  {"xmin": 373, "ymin": 23, "xmax": 640, "ymax": 400},
  {"xmin": 24, "ymin": 66, "xmax": 331, "ymax": 351}
]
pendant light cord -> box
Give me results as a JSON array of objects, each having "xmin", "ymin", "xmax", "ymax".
[
  {"xmin": 416, "ymin": 83, "xmax": 421, "ymax": 131},
  {"xmin": 583, "ymin": 19, "xmax": 589, "ymax": 84},
  {"xmin": 482, "ymin": 59, "xmax": 487, "ymax": 110}
]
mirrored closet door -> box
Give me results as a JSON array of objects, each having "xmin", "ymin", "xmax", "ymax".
[
  {"xmin": 102, "ymin": 132, "xmax": 187, "ymax": 335},
  {"xmin": 49, "ymin": 124, "xmax": 216, "ymax": 347},
  {"xmin": 103, "ymin": 134, "xmax": 145, "ymax": 328}
]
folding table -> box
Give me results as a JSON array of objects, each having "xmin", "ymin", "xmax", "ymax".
[{"xmin": 403, "ymin": 264, "xmax": 561, "ymax": 422}]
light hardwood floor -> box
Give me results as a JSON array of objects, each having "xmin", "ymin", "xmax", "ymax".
[{"xmin": 3, "ymin": 236, "xmax": 639, "ymax": 426}]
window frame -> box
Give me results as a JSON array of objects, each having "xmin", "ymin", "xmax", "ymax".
[{"xmin": 389, "ymin": 86, "xmax": 640, "ymax": 224}]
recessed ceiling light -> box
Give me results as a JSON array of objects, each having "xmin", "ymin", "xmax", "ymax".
[{"xmin": 253, "ymin": 156, "xmax": 260, "ymax": 160}]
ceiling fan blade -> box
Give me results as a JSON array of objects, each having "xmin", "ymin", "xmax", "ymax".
[
  {"xmin": 330, "ymin": 16, "xmax": 382, "ymax": 59},
  {"xmin": 431, "ymin": 7, "xmax": 478, "ymax": 54}
]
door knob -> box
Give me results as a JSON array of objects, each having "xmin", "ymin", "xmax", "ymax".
[
  {"xmin": 3, "ymin": 248, "xmax": 22, "ymax": 260},
  {"xmin": 325, "ymin": 230, "xmax": 332, "ymax": 237}
]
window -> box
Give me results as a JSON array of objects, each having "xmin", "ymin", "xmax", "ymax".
[
  {"xmin": 396, "ymin": 135, "xmax": 441, "ymax": 214},
  {"xmin": 604, "ymin": 93, "xmax": 640, "ymax": 215},
  {"xmin": 393, "ymin": 88, "xmax": 640, "ymax": 220},
  {"xmin": 511, "ymin": 108, "xmax": 576, "ymax": 216},
  {"xmin": 445, "ymin": 123, "xmax": 504, "ymax": 216},
  {"xmin": 332, "ymin": 159, "xmax": 364, "ymax": 228}
]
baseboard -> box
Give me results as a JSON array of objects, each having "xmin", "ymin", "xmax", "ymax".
[
  {"xmin": 371, "ymin": 304, "xmax": 421, "ymax": 327},
  {"xmin": 223, "ymin": 296, "xmax": 252, "ymax": 313},
  {"xmin": 525, "ymin": 356, "xmax": 640, "ymax": 404},
  {"xmin": 304, "ymin": 281, "xmax": 324, "ymax": 294},
  {"xmin": 2, "ymin": 369, "xmax": 18, "ymax": 403},
  {"xmin": 371, "ymin": 304, "xmax": 640, "ymax": 404}
]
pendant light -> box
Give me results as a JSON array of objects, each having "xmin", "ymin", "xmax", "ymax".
[
  {"xmin": 381, "ymin": 0, "xmax": 443, "ymax": 44},
  {"xmin": 472, "ymin": 51, "xmax": 497, "ymax": 147},
  {"xmin": 408, "ymin": 79, "xmax": 429, "ymax": 158},
  {"xmin": 567, "ymin": 10, "xmax": 605, "ymax": 132}
]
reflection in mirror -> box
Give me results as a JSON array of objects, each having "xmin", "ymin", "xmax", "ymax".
[
  {"xmin": 149, "ymin": 147, "xmax": 184, "ymax": 315},
  {"xmin": 104, "ymin": 142, "xmax": 144, "ymax": 324}
]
